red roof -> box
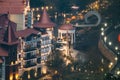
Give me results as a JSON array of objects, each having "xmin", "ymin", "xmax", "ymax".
[
  {"xmin": 34, "ymin": 8, "xmax": 55, "ymax": 28},
  {"xmin": 16, "ymin": 28, "xmax": 39, "ymax": 38},
  {"xmin": 59, "ymin": 24, "xmax": 74, "ymax": 30},
  {"xmin": 0, "ymin": 0, "xmax": 25, "ymax": 14},
  {"xmin": 0, "ymin": 21, "xmax": 19, "ymax": 45},
  {"xmin": 0, "ymin": 47, "xmax": 8, "ymax": 56}
]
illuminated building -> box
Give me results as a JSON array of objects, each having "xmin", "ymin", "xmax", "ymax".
[
  {"xmin": 0, "ymin": 1, "xmax": 55, "ymax": 80},
  {"xmin": 0, "ymin": 19, "xmax": 19, "ymax": 80},
  {"xmin": 58, "ymin": 24, "xmax": 75, "ymax": 44},
  {"xmin": 33, "ymin": 8, "xmax": 55, "ymax": 74},
  {"xmin": 0, "ymin": 0, "xmax": 32, "ymax": 30}
]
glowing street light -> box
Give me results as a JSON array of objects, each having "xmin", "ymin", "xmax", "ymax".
[
  {"xmin": 104, "ymin": 36, "xmax": 107, "ymax": 42},
  {"xmin": 101, "ymin": 27, "xmax": 104, "ymax": 31},
  {"xmin": 117, "ymin": 71, "xmax": 120, "ymax": 75},
  {"xmin": 101, "ymin": 32, "xmax": 104, "ymax": 36},
  {"xmin": 104, "ymin": 23, "xmax": 107, "ymax": 27},
  {"xmin": 108, "ymin": 41, "xmax": 112, "ymax": 46},
  {"xmin": 115, "ymin": 57, "xmax": 118, "ymax": 61},
  {"xmin": 115, "ymin": 46, "xmax": 118, "ymax": 50}
]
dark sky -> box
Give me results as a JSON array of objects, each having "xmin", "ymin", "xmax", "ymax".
[
  {"xmin": 30, "ymin": 0, "xmax": 44, "ymax": 8},
  {"xmin": 30, "ymin": 0, "xmax": 94, "ymax": 8}
]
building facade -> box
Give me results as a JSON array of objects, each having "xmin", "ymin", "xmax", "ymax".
[{"xmin": 0, "ymin": 2, "xmax": 55, "ymax": 80}]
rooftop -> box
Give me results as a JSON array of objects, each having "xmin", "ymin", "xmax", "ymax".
[
  {"xmin": 16, "ymin": 28, "xmax": 40, "ymax": 38},
  {"xmin": 34, "ymin": 8, "xmax": 55, "ymax": 28},
  {"xmin": 59, "ymin": 24, "xmax": 74, "ymax": 30},
  {"xmin": 0, "ymin": 0, "xmax": 25, "ymax": 14},
  {"xmin": 0, "ymin": 21, "xmax": 18, "ymax": 45}
]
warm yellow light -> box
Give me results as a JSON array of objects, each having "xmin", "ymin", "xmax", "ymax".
[
  {"xmin": 34, "ymin": 72, "xmax": 37, "ymax": 77},
  {"xmin": 36, "ymin": 8, "xmax": 39, "ymax": 11},
  {"xmin": 46, "ymin": 6, "xmax": 49, "ymax": 10},
  {"xmin": 15, "ymin": 61, "xmax": 18, "ymax": 64},
  {"xmin": 10, "ymin": 74, "xmax": 13, "ymax": 80},
  {"xmin": 41, "ymin": 7, "xmax": 44, "ymax": 10},
  {"xmin": 21, "ymin": 50, "xmax": 23, "ymax": 53},
  {"xmin": 21, "ymin": 58, "xmax": 23, "ymax": 60},
  {"xmin": 37, "ymin": 14, "xmax": 40, "ymax": 18},
  {"xmin": 55, "ymin": 70, "xmax": 58, "ymax": 74},
  {"xmin": 101, "ymin": 68, "xmax": 104, "ymax": 72},
  {"xmin": 108, "ymin": 62, "xmax": 113, "ymax": 68},
  {"xmin": 15, "ymin": 73, "xmax": 19, "ymax": 79},
  {"xmin": 66, "ymin": 60, "xmax": 71, "ymax": 65},
  {"xmin": 71, "ymin": 16, "xmax": 76, "ymax": 20},
  {"xmin": 66, "ymin": 21, "xmax": 70, "ymax": 24},
  {"xmin": 32, "ymin": 8, "xmax": 35, "ymax": 11},
  {"xmin": 115, "ymin": 57, "xmax": 118, "ymax": 61},
  {"xmin": 11, "ymin": 62, "xmax": 14, "ymax": 65},
  {"xmin": 42, "ymin": 66, "xmax": 47, "ymax": 74},
  {"xmin": 110, "ymin": 62, "xmax": 113, "ymax": 65},
  {"xmin": 28, "ymin": 73, "xmax": 30, "ymax": 79},
  {"xmin": 117, "ymin": 71, "xmax": 120, "ymax": 75}
]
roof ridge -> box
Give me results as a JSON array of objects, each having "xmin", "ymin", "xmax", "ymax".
[
  {"xmin": 1, "ymin": 21, "xmax": 19, "ymax": 45},
  {"xmin": 33, "ymin": 8, "xmax": 55, "ymax": 28}
]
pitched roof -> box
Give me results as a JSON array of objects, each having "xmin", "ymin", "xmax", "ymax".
[
  {"xmin": 0, "ymin": 14, "xmax": 9, "ymax": 27},
  {"xmin": 0, "ymin": 47, "xmax": 8, "ymax": 56},
  {"xmin": 34, "ymin": 8, "xmax": 55, "ymax": 28},
  {"xmin": 0, "ymin": 0, "xmax": 25, "ymax": 14},
  {"xmin": 0, "ymin": 21, "xmax": 19, "ymax": 45},
  {"xmin": 16, "ymin": 28, "xmax": 40, "ymax": 38},
  {"xmin": 59, "ymin": 24, "xmax": 74, "ymax": 30}
]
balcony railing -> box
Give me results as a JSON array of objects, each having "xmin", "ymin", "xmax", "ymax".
[
  {"xmin": 24, "ymin": 62, "xmax": 37, "ymax": 68},
  {"xmin": 23, "ymin": 55, "xmax": 36, "ymax": 60},
  {"xmin": 23, "ymin": 46, "xmax": 37, "ymax": 52}
]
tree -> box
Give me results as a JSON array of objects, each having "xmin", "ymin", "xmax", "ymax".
[
  {"xmin": 46, "ymin": 51, "xmax": 65, "ymax": 79},
  {"xmin": 104, "ymin": 73, "xmax": 117, "ymax": 80},
  {"xmin": 102, "ymin": 0, "xmax": 120, "ymax": 25}
]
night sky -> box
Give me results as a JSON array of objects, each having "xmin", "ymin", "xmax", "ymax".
[{"xmin": 30, "ymin": 0, "xmax": 93, "ymax": 9}]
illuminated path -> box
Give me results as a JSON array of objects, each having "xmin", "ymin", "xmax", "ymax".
[{"xmin": 99, "ymin": 24, "xmax": 120, "ymax": 73}]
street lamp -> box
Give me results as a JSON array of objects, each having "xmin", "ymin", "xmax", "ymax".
[
  {"xmin": 104, "ymin": 23, "xmax": 107, "ymax": 27},
  {"xmin": 108, "ymin": 41, "xmax": 112, "ymax": 46}
]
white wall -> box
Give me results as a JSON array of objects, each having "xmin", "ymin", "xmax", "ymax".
[{"xmin": 9, "ymin": 14, "xmax": 26, "ymax": 30}]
